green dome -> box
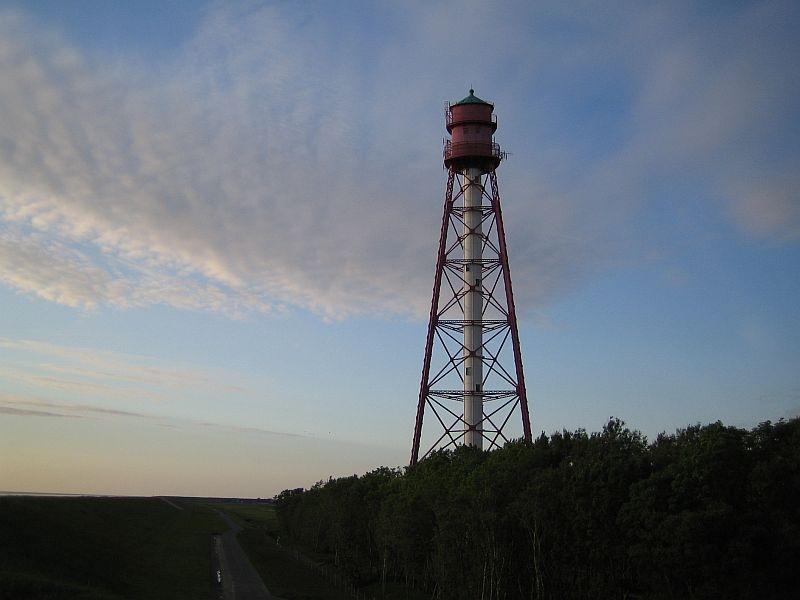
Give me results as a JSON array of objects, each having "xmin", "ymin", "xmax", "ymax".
[{"xmin": 454, "ymin": 88, "xmax": 492, "ymax": 106}]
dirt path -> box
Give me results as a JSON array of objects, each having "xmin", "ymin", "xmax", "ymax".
[{"xmin": 214, "ymin": 511, "xmax": 276, "ymax": 600}]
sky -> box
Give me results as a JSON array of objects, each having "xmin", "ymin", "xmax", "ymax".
[{"xmin": 1, "ymin": 0, "xmax": 798, "ymax": 498}]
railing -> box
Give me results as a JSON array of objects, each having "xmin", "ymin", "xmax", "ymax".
[
  {"xmin": 445, "ymin": 104, "xmax": 498, "ymax": 128},
  {"xmin": 443, "ymin": 140, "xmax": 502, "ymax": 161}
]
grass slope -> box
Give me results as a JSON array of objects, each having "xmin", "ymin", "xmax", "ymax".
[{"xmin": 0, "ymin": 496, "xmax": 224, "ymax": 600}]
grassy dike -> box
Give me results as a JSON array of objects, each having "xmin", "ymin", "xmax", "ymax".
[{"xmin": 0, "ymin": 496, "xmax": 224, "ymax": 600}]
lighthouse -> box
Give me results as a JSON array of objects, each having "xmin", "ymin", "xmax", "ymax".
[{"xmin": 411, "ymin": 90, "xmax": 531, "ymax": 464}]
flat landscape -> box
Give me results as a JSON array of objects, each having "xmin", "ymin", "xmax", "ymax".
[
  {"xmin": 0, "ymin": 496, "xmax": 224, "ymax": 600},
  {"xmin": 0, "ymin": 496, "xmax": 366, "ymax": 600}
]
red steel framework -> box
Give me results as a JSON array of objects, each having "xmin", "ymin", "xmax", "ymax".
[{"xmin": 411, "ymin": 91, "xmax": 532, "ymax": 465}]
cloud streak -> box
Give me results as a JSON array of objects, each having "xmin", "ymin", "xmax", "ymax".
[
  {"xmin": 0, "ymin": 337, "xmax": 244, "ymax": 394},
  {"xmin": 0, "ymin": 392, "xmax": 322, "ymax": 441},
  {"xmin": 0, "ymin": 393, "xmax": 153, "ymax": 419},
  {"xmin": 0, "ymin": 405, "xmax": 72, "ymax": 418}
]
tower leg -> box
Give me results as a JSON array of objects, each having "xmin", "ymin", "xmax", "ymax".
[
  {"xmin": 490, "ymin": 171, "xmax": 532, "ymax": 444},
  {"xmin": 411, "ymin": 171, "xmax": 455, "ymax": 466}
]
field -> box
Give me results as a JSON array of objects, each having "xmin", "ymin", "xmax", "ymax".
[
  {"xmin": 207, "ymin": 500, "xmax": 280, "ymax": 534},
  {"xmin": 0, "ymin": 496, "xmax": 418, "ymax": 600},
  {"xmin": 0, "ymin": 496, "xmax": 224, "ymax": 600}
]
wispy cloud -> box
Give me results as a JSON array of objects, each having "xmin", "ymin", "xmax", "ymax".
[
  {"xmin": 0, "ymin": 1, "xmax": 797, "ymax": 319},
  {"xmin": 0, "ymin": 367, "xmax": 166, "ymax": 401},
  {"xmin": 0, "ymin": 393, "xmax": 152, "ymax": 419},
  {"xmin": 0, "ymin": 337, "xmax": 244, "ymax": 394},
  {"xmin": 0, "ymin": 391, "xmax": 316, "ymax": 440},
  {"xmin": 0, "ymin": 338, "xmax": 309, "ymax": 439},
  {"xmin": 0, "ymin": 336, "xmax": 259, "ymax": 437},
  {"xmin": 0, "ymin": 405, "xmax": 72, "ymax": 418},
  {"xmin": 616, "ymin": 0, "xmax": 800, "ymax": 240}
]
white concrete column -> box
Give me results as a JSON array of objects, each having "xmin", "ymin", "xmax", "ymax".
[{"xmin": 463, "ymin": 168, "xmax": 483, "ymax": 449}]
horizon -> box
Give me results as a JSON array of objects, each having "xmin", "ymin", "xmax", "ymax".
[
  {"xmin": 3, "ymin": 413, "xmax": 797, "ymax": 498},
  {"xmin": 1, "ymin": 0, "xmax": 798, "ymax": 498}
]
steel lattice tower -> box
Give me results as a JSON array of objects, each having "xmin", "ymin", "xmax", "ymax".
[{"xmin": 411, "ymin": 90, "xmax": 532, "ymax": 465}]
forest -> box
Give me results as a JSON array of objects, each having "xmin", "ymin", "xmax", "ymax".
[{"xmin": 275, "ymin": 418, "xmax": 799, "ymax": 599}]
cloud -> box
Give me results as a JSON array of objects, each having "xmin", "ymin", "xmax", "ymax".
[
  {"xmin": 611, "ymin": 1, "xmax": 800, "ymax": 239},
  {"xmin": 0, "ymin": 231, "xmax": 114, "ymax": 309},
  {"xmin": 728, "ymin": 169, "xmax": 800, "ymax": 241},
  {"xmin": 0, "ymin": 3, "xmax": 443, "ymax": 319},
  {"xmin": 0, "ymin": 367, "xmax": 166, "ymax": 402},
  {"xmin": 0, "ymin": 1, "xmax": 797, "ymax": 320},
  {"xmin": 0, "ymin": 391, "xmax": 319, "ymax": 440},
  {"xmin": 0, "ymin": 337, "xmax": 244, "ymax": 394},
  {"xmin": 0, "ymin": 337, "xmax": 321, "ymax": 437},
  {"xmin": 0, "ymin": 392, "xmax": 151, "ymax": 419},
  {"xmin": 0, "ymin": 405, "xmax": 71, "ymax": 418},
  {"xmin": 0, "ymin": 337, "xmax": 256, "ymax": 430}
]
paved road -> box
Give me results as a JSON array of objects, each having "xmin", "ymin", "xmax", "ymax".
[{"xmin": 214, "ymin": 511, "xmax": 276, "ymax": 600}]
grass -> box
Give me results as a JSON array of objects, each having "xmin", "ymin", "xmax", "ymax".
[
  {"xmin": 0, "ymin": 496, "xmax": 224, "ymax": 600},
  {"xmin": 206, "ymin": 500, "xmax": 280, "ymax": 533},
  {"xmin": 210, "ymin": 500, "xmax": 352, "ymax": 600},
  {"xmin": 211, "ymin": 501, "xmax": 429, "ymax": 600},
  {"xmin": 237, "ymin": 528, "xmax": 353, "ymax": 600},
  {"xmin": 236, "ymin": 527, "xmax": 430, "ymax": 600},
  {"xmin": 0, "ymin": 496, "xmax": 428, "ymax": 600}
]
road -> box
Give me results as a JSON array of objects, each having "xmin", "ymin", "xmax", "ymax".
[{"xmin": 213, "ymin": 511, "xmax": 277, "ymax": 600}]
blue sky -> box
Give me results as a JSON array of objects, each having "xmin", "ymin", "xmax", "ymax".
[{"xmin": 1, "ymin": 0, "xmax": 798, "ymax": 497}]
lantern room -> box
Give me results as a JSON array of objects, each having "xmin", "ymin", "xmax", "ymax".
[{"xmin": 443, "ymin": 89, "xmax": 502, "ymax": 172}]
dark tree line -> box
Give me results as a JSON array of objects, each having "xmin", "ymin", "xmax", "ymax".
[{"xmin": 275, "ymin": 418, "xmax": 800, "ymax": 599}]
